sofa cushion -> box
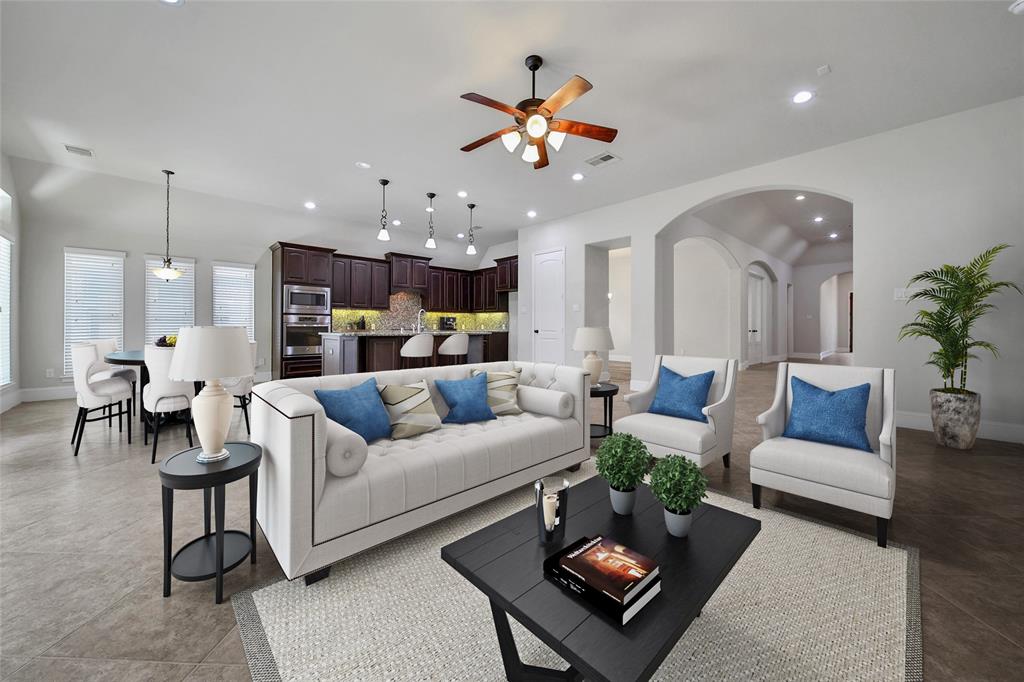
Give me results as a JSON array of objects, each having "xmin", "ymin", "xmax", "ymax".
[
  {"xmin": 315, "ymin": 378, "xmax": 392, "ymax": 443},
  {"xmin": 750, "ymin": 437, "xmax": 893, "ymax": 499},
  {"xmin": 648, "ymin": 366, "xmax": 714, "ymax": 423},
  {"xmin": 435, "ymin": 373, "xmax": 496, "ymax": 424},
  {"xmin": 471, "ymin": 368, "xmax": 522, "ymax": 416},
  {"xmin": 378, "ymin": 380, "xmax": 441, "ymax": 440},
  {"xmin": 784, "ymin": 376, "xmax": 872, "ymax": 452},
  {"xmin": 613, "ymin": 412, "xmax": 717, "ymax": 454}
]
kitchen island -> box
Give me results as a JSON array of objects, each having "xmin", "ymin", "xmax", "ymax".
[{"xmin": 320, "ymin": 330, "xmax": 508, "ymax": 375}]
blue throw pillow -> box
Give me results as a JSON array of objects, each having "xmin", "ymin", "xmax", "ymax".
[
  {"xmin": 434, "ymin": 372, "xmax": 496, "ymax": 424},
  {"xmin": 783, "ymin": 376, "xmax": 872, "ymax": 452},
  {"xmin": 648, "ymin": 366, "xmax": 715, "ymax": 423},
  {"xmin": 315, "ymin": 378, "xmax": 392, "ymax": 443}
]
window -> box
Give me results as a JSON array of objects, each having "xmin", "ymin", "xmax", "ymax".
[
  {"xmin": 0, "ymin": 235, "xmax": 12, "ymax": 386},
  {"xmin": 212, "ymin": 261, "xmax": 255, "ymax": 341},
  {"xmin": 144, "ymin": 255, "xmax": 195, "ymax": 344},
  {"xmin": 64, "ymin": 248, "xmax": 125, "ymax": 376}
]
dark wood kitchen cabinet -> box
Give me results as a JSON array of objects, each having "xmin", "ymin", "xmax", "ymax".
[
  {"xmin": 426, "ymin": 268, "xmax": 444, "ymax": 311},
  {"xmin": 443, "ymin": 270, "xmax": 459, "ymax": 311},
  {"xmin": 281, "ymin": 357, "xmax": 323, "ymax": 379},
  {"xmin": 412, "ymin": 259, "xmax": 430, "ymax": 289},
  {"xmin": 485, "ymin": 332, "xmax": 509, "ymax": 362},
  {"xmin": 484, "ymin": 268, "xmax": 498, "ymax": 311},
  {"xmin": 281, "ymin": 246, "xmax": 308, "ymax": 284},
  {"xmin": 331, "ymin": 257, "xmax": 350, "ymax": 308},
  {"xmin": 278, "ymin": 243, "xmax": 333, "ymax": 286},
  {"xmin": 363, "ymin": 336, "xmax": 401, "ymax": 372},
  {"xmin": 471, "ymin": 271, "xmax": 485, "ymax": 312},
  {"xmin": 307, "ymin": 251, "xmax": 332, "ymax": 286},
  {"xmin": 349, "ymin": 258, "xmax": 372, "ymax": 308},
  {"xmin": 495, "ymin": 256, "xmax": 518, "ymax": 292},
  {"xmin": 387, "ymin": 253, "xmax": 431, "ymax": 291},
  {"xmin": 370, "ymin": 260, "xmax": 390, "ymax": 309},
  {"xmin": 459, "ymin": 271, "xmax": 472, "ymax": 312}
]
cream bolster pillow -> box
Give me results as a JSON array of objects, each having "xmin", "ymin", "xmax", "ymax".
[
  {"xmin": 324, "ymin": 419, "xmax": 369, "ymax": 478},
  {"xmin": 517, "ymin": 385, "xmax": 574, "ymax": 419}
]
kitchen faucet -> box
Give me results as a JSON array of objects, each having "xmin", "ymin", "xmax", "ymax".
[{"xmin": 416, "ymin": 308, "xmax": 426, "ymax": 333}]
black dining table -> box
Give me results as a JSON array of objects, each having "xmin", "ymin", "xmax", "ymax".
[{"xmin": 105, "ymin": 350, "xmax": 198, "ymax": 432}]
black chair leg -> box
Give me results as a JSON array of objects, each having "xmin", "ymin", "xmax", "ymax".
[
  {"xmin": 242, "ymin": 395, "xmax": 251, "ymax": 435},
  {"xmin": 72, "ymin": 407, "xmax": 84, "ymax": 444},
  {"xmin": 185, "ymin": 410, "xmax": 194, "ymax": 448},
  {"xmin": 722, "ymin": 452, "xmax": 730, "ymax": 468},
  {"xmin": 74, "ymin": 407, "xmax": 87, "ymax": 457},
  {"xmin": 107, "ymin": 403, "xmax": 112, "ymax": 428},
  {"xmin": 876, "ymin": 517, "xmax": 888, "ymax": 548},
  {"xmin": 127, "ymin": 399, "xmax": 132, "ymax": 444},
  {"xmin": 752, "ymin": 483, "xmax": 761, "ymax": 509},
  {"xmin": 132, "ymin": 382, "xmax": 137, "ymax": 415},
  {"xmin": 118, "ymin": 401, "xmax": 123, "ymax": 433},
  {"xmin": 151, "ymin": 415, "xmax": 161, "ymax": 464}
]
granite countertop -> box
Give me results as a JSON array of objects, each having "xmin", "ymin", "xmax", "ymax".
[{"xmin": 321, "ymin": 330, "xmax": 498, "ymax": 337}]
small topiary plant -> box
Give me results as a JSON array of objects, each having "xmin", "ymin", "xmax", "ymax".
[
  {"xmin": 649, "ymin": 455, "xmax": 708, "ymax": 515},
  {"xmin": 595, "ymin": 433, "xmax": 651, "ymax": 492}
]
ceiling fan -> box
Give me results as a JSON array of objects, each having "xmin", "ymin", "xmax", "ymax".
[{"xmin": 460, "ymin": 55, "xmax": 618, "ymax": 169}]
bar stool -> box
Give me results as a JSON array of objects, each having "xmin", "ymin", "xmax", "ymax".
[
  {"xmin": 400, "ymin": 333, "xmax": 434, "ymax": 369},
  {"xmin": 438, "ymin": 333, "xmax": 469, "ymax": 365}
]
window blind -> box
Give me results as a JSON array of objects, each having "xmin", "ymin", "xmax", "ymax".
[
  {"xmin": 212, "ymin": 262, "xmax": 255, "ymax": 341},
  {"xmin": 144, "ymin": 255, "xmax": 195, "ymax": 344},
  {"xmin": 64, "ymin": 247, "xmax": 125, "ymax": 376},
  {"xmin": 0, "ymin": 236, "xmax": 12, "ymax": 386}
]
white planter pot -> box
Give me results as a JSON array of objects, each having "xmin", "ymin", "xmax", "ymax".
[
  {"xmin": 664, "ymin": 507, "xmax": 693, "ymax": 537},
  {"xmin": 609, "ymin": 487, "xmax": 636, "ymax": 515}
]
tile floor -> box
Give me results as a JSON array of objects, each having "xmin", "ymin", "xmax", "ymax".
[{"xmin": 0, "ymin": 361, "xmax": 1021, "ymax": 680}]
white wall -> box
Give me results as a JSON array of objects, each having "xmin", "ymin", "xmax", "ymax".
[
  {"xmin": 791, "ymin": 260, "xmax": 853, "ymax": 356},
  {"xmin": 673, "ymin": 239, "xmax": 732, "ymax": 358},
  {"xmin": 836, "ymin": 271, "xmax": 853, "ymax": 353},
  {"xmin": 0, "ymin": 154, "xmax": 21, "ymax": 412},
  {"xmin": 517, "ymin": 97, "xmax": 1024, "ymax": 441},
  {"xmin": 819, "ymin": 275, "xmax": 839, "ymax": 356},
  {"xmin": 607, "ymin": 247, "xmax": 631, "ymax": 361}
]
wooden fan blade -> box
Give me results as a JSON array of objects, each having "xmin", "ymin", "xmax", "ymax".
[
  {"xmin": 538, "ymin": 75, "xmax": 592, "ymax": 117},
  {"xmin": 461, "ymin": 125, "xmax": 519, "ymax": 152},
  {"xmin": 460, "ymin": 93, "xmax": 526, "ymax": 119},
  {"xmin": 549, "ymin": 119, "xmax": 618, "ymax": 143},
  {"xmin": 534, "ymin": 139, "xmax": 549, "ymax": 169}
]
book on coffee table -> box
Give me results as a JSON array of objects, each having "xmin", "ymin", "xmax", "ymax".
[{"xmin": 544, "ymin": 536, "xmax": 661, "ymax": 625}]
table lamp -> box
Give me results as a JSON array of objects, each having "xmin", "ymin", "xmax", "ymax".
[
  {"xmin": 572, "ymin": 326, "xmax": 614, "ymax": 386},
  {"xmin": 169, "ymin": 326, "xmax": 254, "ymax": 463}
]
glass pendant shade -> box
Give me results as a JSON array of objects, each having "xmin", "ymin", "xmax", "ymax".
[
  {"xmin": 525, "ymin": 114, "xmax": 548, "ymax": 138},
  {"xmin": 547, "ymin": 131, "xmax": 566, "ymax": 152},
  {"xmin": 501, "ymin": 130, "xmax": 522, "ymax": 153},
  {"xmin": 522, "ymin": 143, "xmax": 540, "ymax": 163},
  {"xmin": 377, "ymin": 227, "xmax": 390, "ymax": 242},
  {"xmin": 424, "ymin": 237, "xmax": 437, "ymax": 249},
  {"xmin": 152, "ymin": 258, "xmax": 182, "ymax": 281},
  {"xmin": 466, "ymin": 243, "xmax": 477, "ymax": 255},
  {"xmin": 153, "ymin": 169, "xmax": 181, "ymax": 281}
]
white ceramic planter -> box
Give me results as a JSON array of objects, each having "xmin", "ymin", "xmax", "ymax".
[
  {"xmin": 609, "ymin": 487, "xmax": 637, "ymax": 515},
  {"xmin": 664, "ymin": 507, "xmax": 693, "ymax": 537}
]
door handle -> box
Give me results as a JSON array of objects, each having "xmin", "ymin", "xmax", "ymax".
[
  {"xmin": 748, "ymin": 329, "xmax": 758, "ymax": 333},
  {"xmin": 534, "ymin": 329, "xmax": 539, "ymax": 333}
]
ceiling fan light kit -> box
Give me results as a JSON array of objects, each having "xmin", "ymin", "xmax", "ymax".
[{"xmin": 460, "ymin": 54, "xmax": 618, "ymax": 169}]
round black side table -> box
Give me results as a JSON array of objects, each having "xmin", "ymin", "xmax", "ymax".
[
  {"xmin": 590, "ymin": 382, "xmax": 619, "ymax": 439},
  {"xmin": 159, "ymin": 441, "xmax": 262, "ymax": 604}
]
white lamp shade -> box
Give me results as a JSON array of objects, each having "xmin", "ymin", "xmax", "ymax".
[
  {"xmin": 168, "ymin": 326, "xmax": 254, "ymax": 381},
  {"xmin": 572, "ymin": 326, "xmax": 614, "ymax": 352}
]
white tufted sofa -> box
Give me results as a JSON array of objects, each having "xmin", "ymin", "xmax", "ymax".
[{"xmin": 251, "ymin": 361, "xmax": 590, "ymax": 581}]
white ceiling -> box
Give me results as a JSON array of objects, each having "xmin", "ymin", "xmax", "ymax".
[
  {"xmin": 2, "ymin": 1, "xmax": 1022, "ymax": 252},
  {"xmin": 695, "ymin": 190, "xmax": 853, "ymax": 249}
]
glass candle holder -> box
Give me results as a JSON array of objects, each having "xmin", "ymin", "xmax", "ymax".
[{"xmin": 535, "ymin": 477, "xmax": 570, "ymax": 544}]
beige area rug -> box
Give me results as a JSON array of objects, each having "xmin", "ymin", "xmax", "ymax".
[{"xmin": 233, "ymin": 461, "xmax": 920, "ymax": 681}]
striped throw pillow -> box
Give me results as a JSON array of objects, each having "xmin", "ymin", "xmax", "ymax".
[
  {"xmin": 378, "ymin": 380, "xmax": 442, "ymax": 440},
  {"xmin": 471, "ymin": 368, "xmax": 523, "ymax": 416}
]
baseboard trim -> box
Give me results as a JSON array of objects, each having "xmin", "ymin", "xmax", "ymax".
[
  {"xmin": 767, "ymin": 354, "xmax": 786, "ymax": 362},
  {"xmin": 21, "ymin": 385, "xmax": 76, "ymax": 402},
  {"xmin": 820, "ymin": 350, "xmax": 835, "ymax": 360},
  {"xmin": 896, "ymin": 410, "xmax": 1024, "ymax": 444},
  {"xmin": 788, "ymin": 353, "xmax": 819, "ymax": 360}
]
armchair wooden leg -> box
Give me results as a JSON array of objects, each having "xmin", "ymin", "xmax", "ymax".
[
  {"xmin": 876, "ymin": 517, "xmax": 888, "ymax": 548},
  {"xmin": 751, "ymin": 483, "xmax": 761, "ymax": 509},
  {"xmin": 722, "ymin": 452, "xmax": 730, "ymax": 468}
]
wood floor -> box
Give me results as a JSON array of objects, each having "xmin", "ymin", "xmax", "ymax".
[{"xmin": 1, "ymin": 362, "xmax": 1022, "ymax": 680}]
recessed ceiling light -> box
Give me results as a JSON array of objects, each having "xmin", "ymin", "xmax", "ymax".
[
  {"xmin": 571, "ymin": 172, "xmax": 584, "ymax": 182},
  {"xmin": 813, "ymin": 216, "xmax": 824, "ymax": 223},
  {"xmin": 457, "ymin": 190, "xmax": 468, "ymax": 198},
  {"xmin": 456, "ymin": 232, "xmax": 465, "ymax": 239},
  {"xmin": 829, "ymin": 232, "xmax": 838, "ymax": 239},
  {"xmin": 527, "ymin": 210, "xmax": 537, "ymax": 218},
  {"xmin": 792, "ymin": 90, "xmax": 815, "ymax": 104},
  {"xmin": 794, "ymin": 194, "xmax": 805, "ymax": 201},
  {"xmin": 392, "ymin": 219, "xmax": 401, "ymax": 226},
  {"xmin": 355, "ymin": 161, "xmax": 371, "ymax": 169},
  {"xmin": 303, "ymin": 201, "xmax": 317, "ymax": 210}
]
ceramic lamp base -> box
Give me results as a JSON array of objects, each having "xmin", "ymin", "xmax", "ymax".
[
  {"xmin": 582, "ymin": 351, "xmax": 604, "ymax": 386},
  {"xmin": 191, "ymin": 379, "xmax": 234, "ymax": 464}
]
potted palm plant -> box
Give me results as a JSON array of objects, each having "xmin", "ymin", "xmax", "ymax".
[
  {"xmin": 649, "ymin": 455, "xmax": 708, "ymax": 538},
  {"xmin": 898, "ymin": 244, "xmax": 1021, "ymax": 449},
  {"xmin": 595, "ymin": 433, "xmax": 651, "ymax": 515}
]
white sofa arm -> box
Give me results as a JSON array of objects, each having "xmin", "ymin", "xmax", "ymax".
[
  {"xmin": 757, "ymin": 363, "xmax": 788, "ymax": 441},
  {"xmin": 518, "ymin": 385, "xmax": 573, "ymax": 419},
  {"xmin": 879, "ymin": 368, "xmax": 896, "ymax": 468},
  {"xmin": 325, "ymin": 419, "xmax": 369, "ymax": 477}
]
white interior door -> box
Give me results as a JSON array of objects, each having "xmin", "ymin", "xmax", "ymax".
[
  {"xmin": 532, "ymin": 248, "xmax": 565, "ymax": 363},
  {"xmin": 747, "ymin": 273, "xmax": 763, "ymax": 365}
]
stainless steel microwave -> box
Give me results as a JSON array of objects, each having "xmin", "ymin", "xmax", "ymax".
[{"xmin": 283, "ymin": 284, "xmax": 331, "ymax": 315}]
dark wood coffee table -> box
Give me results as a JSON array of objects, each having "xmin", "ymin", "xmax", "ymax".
[{"xmin": 441, "ymin": 475, "xmax": 760, "ymax": 682}]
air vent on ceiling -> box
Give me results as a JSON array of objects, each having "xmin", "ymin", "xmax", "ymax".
[
  {"xmin": 584, "ymin": 152, "xmax": 621, "ymax": 169},
  {"xmin": 64, "ymin": 144, "xmax": 94, "ymax": 157}
]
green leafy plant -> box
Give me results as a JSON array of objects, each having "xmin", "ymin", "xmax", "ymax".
[
  {"xmin": 595, "ymin": 433, "xmax": 651, "ymax": 492},
  {"xmin": 898, "ymin": 244, "xmax": 1020, "ymax": 393},
  {"xmin": 648, "ymin": 455, "xmax": 708, "ymax": 515}
]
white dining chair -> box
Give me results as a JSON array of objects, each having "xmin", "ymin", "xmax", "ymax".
[
  {"xmin": 221, "ymin": 341, "xmax": 258, "ymax": 434},
  {"xmin": 143, "ymin": 344, "xmax": 196, "ymax": 463},
  {"xmin": 85, "ymin": 337, "xmax": 137, "ymax": 416},
  {"xmin": 70, "ymin": 343, "xmax": 133, "ymax": 457}
]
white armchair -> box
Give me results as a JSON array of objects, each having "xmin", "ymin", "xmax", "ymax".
[
  {"xmin": 614, "ymin": 355, "xmax": 738, "ymax": 468},
  {"xmin": 750, "ymin": 362, "xmax": 896, "ymax": 547}
]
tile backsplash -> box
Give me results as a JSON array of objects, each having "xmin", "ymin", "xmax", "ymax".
[{"xmin": 332, "ymin": 291, "xmax": 508, "ymax": 332}]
